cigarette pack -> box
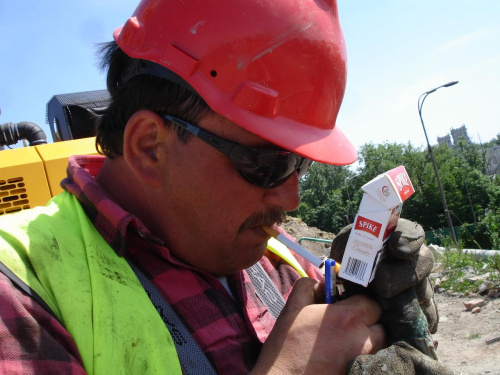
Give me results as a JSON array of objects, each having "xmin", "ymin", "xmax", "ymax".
[{"xmin": 339, "ymin": 166, "xmax": 415, "ymax": 286}]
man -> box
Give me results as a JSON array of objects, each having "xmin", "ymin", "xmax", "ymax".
[{"xmin": 0, "ymin": 0, "xmax": 451, "ymax": 373}]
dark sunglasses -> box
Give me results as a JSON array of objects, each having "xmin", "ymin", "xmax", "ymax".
[{"xmin": 163, "ymin": 114, "xmax": 312, "ymax": 189}]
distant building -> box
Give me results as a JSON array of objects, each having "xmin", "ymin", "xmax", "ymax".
[
  {"xmin": 437, "ymin": 124, "xmax": 471, "ymax": 146},
  {"xmin": 486, "ymin": 146, "xmax": 500, "ymax": 176},
  {"xmin": 451, "ymin": 125, "xmax": 471, "ymax": 144},
  {"xmin": 437, "ymin": 134, "xmax": 453, "ymax": 147}
]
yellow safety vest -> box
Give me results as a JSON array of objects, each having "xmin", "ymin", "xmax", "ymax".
[
  {"xmin": 0, "ymin": 191, "xmax": 307, "ymax": 374},
  {"xmin": 0, "ymin": 192, "xmax": 182, "ymax": 375}
]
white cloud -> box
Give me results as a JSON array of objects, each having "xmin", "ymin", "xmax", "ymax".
[{"xmin": 440, "ymin": 27, "xmax": 495, "ymax": 51}]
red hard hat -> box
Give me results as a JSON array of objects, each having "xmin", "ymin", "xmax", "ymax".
[{"xmin": 114, "ymin": 0, "xmax": 357, "ymax": 164}]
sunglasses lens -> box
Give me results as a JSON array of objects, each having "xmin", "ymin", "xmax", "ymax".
[
  {"xmin": 231, "ymin": 147, "xmax": 311, "ymax": 188},
  {"xmin": 164, "ymin": 114, "xmax": 313, "ymax": 188},
  {"xmin": 297, "ymin": 159, "xmax": 313, "ymax": 178}
]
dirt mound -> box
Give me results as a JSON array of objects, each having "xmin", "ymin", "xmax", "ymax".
[{"xmin": 281, "ymin": 216, "xmax": 335, "ymax": 259}]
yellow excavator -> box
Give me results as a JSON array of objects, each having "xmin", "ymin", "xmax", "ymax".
[{"xmin": 0, "ymin": 90, "xmax": 109, "ymax": 215}]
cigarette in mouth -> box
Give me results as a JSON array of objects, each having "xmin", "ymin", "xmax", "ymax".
[
  {"xmin": 263, "ymin": 226, "xmax": 325, "ymax": 268},
  {"xmin": 263, "ymin": 227, "xmax": 344, "ymax": 301}
]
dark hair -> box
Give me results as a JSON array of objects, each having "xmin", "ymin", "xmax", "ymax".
[{"xmin": 96, "ymin": 41, "xmax": 212, "ymax": 157}]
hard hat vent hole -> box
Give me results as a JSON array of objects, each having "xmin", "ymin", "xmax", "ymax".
[{"xmin": 210, "ymin": 70, "xmax": 217, "ymax": 78}]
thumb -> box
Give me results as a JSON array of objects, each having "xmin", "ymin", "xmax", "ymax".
[{"xmin": 282, "ymin": 278, "xmax": 322, "ymax": 315}]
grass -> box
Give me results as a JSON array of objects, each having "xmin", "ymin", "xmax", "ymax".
[
  {"xmin": 468, "ymin": 332, "xmax": 481, "ymax": 340},
  {"xmin": 433, "ymin": 246, "xmax": 500, "ymax": 294}
]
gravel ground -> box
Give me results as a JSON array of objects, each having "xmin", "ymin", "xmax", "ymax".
[{"xmin": 433, "ymin": 292, "xmax": 500, "ymax": 375}]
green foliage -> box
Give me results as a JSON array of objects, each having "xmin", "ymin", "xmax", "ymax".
[
  {"xmin": 435, "ymin": 248, "xmax": 500, "ymax": 293},
  {"xmin": 441, "ymin": 249, "xmax": 473, "ymax": 270},
  {"xmin": 456, "ymin": 224, "xmax": 482, "ymax": 249},
  {"xmin": 295, "ymin": 135, "xmax": 500, "ymax": 249},
  {"xmin": 439, "ymin": 273, "xmax": 479, "ymax": 294},
  {"xmin": 357, "ymin": 142, "xmax": 407, "ymax": 177},
  {"xmin": 291, "ymin": 163, "xmax": 353, "ymax": 233},
  {"xmin": 483, "ymin": 133, "xmax": 500, "ymax": 148},
  {"xmin": 468, "ymin": 333, "xmax": 481, "ymax": 340},
  {"xmin": 479, "ymin": 209, "xmax": 500, "ymax": 250},
  {"xmin": 491, "ymin": 253, "xmax": 500, "ymax": 272},
  {"xmin": 295, "ymin": 190, "xmax": 345, "ymax": 233}
]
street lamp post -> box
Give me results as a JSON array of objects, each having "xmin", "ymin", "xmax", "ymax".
[
  {"xmin": 418, "ymin": 81, "xmax": 459, "ymax": 246},
  {"xmin": 456, "ymin": 166, "xmax": 477, "ymax": 225}
]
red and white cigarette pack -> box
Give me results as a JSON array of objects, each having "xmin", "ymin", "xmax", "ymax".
[{"xmin": 339, "ymin": 166, "xmax": 415, "ymax": 286}]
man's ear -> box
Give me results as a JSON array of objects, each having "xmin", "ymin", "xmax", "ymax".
[{"xmin": 122, "ymin": 110, "xmax": 170, "ymax": 188}]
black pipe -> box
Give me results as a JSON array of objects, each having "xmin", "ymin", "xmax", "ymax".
[{"xmin": 0, "ymin": 121, "xmax": 48, "ymax": 147}]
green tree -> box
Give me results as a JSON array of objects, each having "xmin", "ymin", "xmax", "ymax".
[
  {"xmin": 294, "ymin": 136, "xmax": 499, "ymax": 248},
  {"xmin": 356, "ymin": 142, "xmax": 439, "ymax": 227},
  {"xmin": 483, "ymin": 133, "xmax": 500, "ymax": 148},
  {"xmin": 292, "ymin": 163, "xmax": 352, "ymax": 233},
  {"xmin": 357, "ymin": 142, "xmax": 406, "ymax": 178}
]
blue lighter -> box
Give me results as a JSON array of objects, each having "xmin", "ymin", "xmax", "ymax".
[{"xmin": 324, "ymin": 258, "xmax": 336, "ymax": 304}]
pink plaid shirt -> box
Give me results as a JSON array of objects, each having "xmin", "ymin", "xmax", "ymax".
[{"xmin": 0, "ymin": 155, "xmax": 323, "ymax": 374}]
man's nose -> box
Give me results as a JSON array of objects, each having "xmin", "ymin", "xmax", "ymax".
[{"xmin": 262, "ymin": 172, "xmax": 301, "ymax": 212}]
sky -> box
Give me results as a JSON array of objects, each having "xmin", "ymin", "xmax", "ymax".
[{"xmin": 0, "ymin": 1, "xmax": 499, "ymax": 152}]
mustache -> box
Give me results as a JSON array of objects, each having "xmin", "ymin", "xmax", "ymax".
[{"xmin": 240, "ymin": 209, "xmax": 286, "ymax": 231}]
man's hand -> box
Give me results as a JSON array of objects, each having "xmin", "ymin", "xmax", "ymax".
[
  {"xmin": 251, "ymin": 278, "xmax": 385, "ymax": 375},
  {"xmin": 331, "ymin": 218, "xmax": 438, "ymax": 335},
  {"xmin": 330, "ymin": 218, "xmax": 454, "ymax": 373}
]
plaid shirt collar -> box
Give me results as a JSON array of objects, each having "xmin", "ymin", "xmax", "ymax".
[{"xmin": 61, "ymin": 155, "xmax": 163, "ymax": 256}]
